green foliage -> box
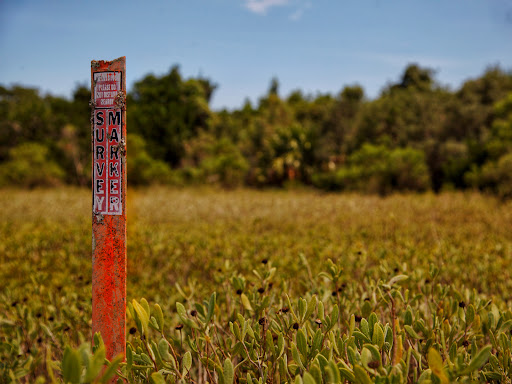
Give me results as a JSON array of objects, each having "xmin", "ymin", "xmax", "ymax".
[
  {"xmin": 127, "ymin": 134, "xmax": 177, "ymax": 186},
  {"xmin": 467, "ymin": 152, "xmax": 512, "ymax": 199},
  {"xmin": 59, "ymin": 334, "xmax": 123, "ymax": 383},
  {"xmin": 465, "ymin": 92, "xmax": 512, "ymax": 198},
  {"xmin": 182, "ymin": 132, "xmax": 248, "ymax": 188},
  {"xmin": 129, "ymin": 66, "xmax": 215, "ymax": 167},
  {"xmin": 313, "ymin": 144, "xmax": 430, "ymax": 194},
  {"xmin": 2, "ymin": 64, "xmax": 512, "ymax": 197},
  {"xmin": 0, "ymin": 142, "xmax": 65, "ymax": 187}
]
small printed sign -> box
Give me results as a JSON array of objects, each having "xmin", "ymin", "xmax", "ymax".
[
  {"xmin": 93, "ymin": 71, "xmax": 122, "ymax": 108},
  {"xmin": 93, "ymin": 108, "xmax": 122, "ymax": 215}
]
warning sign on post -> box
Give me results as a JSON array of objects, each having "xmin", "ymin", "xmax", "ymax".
[
  {"xmin": 94, "ymin": 71, "xmax": 122, "ymax": 108},
  {"xmin": 93, "ymin": 109, "xmax": 123, "ymax": 215},
  {"xmin": 93, "ymin": 70, "xmax": 123, "ymax": 215},
  {"xmin": 91, "ymin": 57, "xmax": 126, "ymax": 362}
]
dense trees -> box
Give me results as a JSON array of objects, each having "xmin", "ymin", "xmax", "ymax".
[
  {"xmin": 129, "ymin": 66, "xmax": 215, "ymax": 167},
  {"xmin": 1, "ymin": 64, "xmax": 512, "ymax": 196}
]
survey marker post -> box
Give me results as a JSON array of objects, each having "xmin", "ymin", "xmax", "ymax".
[{"xmin": 90, "ymin": 57, "xmax": 127, "ymax": 360}]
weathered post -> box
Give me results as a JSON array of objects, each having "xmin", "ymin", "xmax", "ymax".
[{"xmin": 90, "ymin": 57, "xmax": 126, "ymax": 360}]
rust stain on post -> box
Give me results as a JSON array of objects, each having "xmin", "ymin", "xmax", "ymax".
[{"xmin": 90, "ymin": 57, "xmax": 126, "ymax": 361}]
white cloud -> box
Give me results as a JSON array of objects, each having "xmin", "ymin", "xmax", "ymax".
[
  {"xmin": 289, "ymin": 1, "xmax": 311, "ymax": 21},
  {"xmin": 244, "ymin": 0, "xmax": 290, "ymax": 15}
]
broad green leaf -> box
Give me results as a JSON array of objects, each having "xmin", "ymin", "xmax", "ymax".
[
  {"xmin": 347, "ymin": 346, "xmax": 358, "ymax": 366},
  {"xmin": 466, "ymin": 304, "xmax": 475, "ymax": 325},
  {"xmin": 372, "ymin": 324, "xmax": 384, "ymax": 349},
  {"xmin": 176, "ymin": 301, "xmax": 188, "ymax": 323},
  {"xmin": 463, "ymin": 345, "xmax": 491, "ymax": 374},
  {"xmin": 308, "ymin": 363, "xmax": 322, "ymax": 384},
  {"xmin": 84, "ymin": 344, "xmax": 105, "ymax": 382},
  {"xmin": 149, "ymin": 316, "xmax": 160, "ymax": 331},
  {"xmin": 292, "ymin": 342, "xmax": 306, "ymax": 370},
  {"xmin": 276, "ymin": 333, "xmax": 285, "ymax": 358},
  {"xmin": 404, "ymin": 325, "xmax": 421, "ymax": 340},
  {"xmin": 312, "ymin": 329, "xmax": 323, "ymax": 353},
  {"xmin": 286, "ymin": 294, "xmax": 300, "ymax": 323},
  {"xmin": 93, "ymin": 332, "xmax": 104, "ymax": 352},
  {"xmin": 223, "ymin": 358, "xmax": 234, "ymax": 384},
  {"xmin": 62, "ymin": 347, "xmax": 82, "ymax": 384},
  {"xmin": 353, "ymin": 331, "xmax": 372, "ymax": 344},
  {"xmin": 100, "ymin": 353, "xmax": 123, "ymax": 383},
  {"xmin": 153, "ymin": 303, "xmax": 164, "ymax": 331},
  {"xmin": 361, "ymin": 348, "xmax": 374, "ymax": 372},
  {"xmin": 206, "ymin": 292, "xmax": 216, "ymax": 324},
  {"xmin": 315, "ymin": 353, "xmax": 328, "ymax": 372},
  {"xmin": 126, "ymin": 344, "xmax": 133, "ymax": 371},
  {"xmin": 158, "ymin": 338, "xmax": 171, "ymax": 361},
  {"xmin": 363, "ymin": 343, "xmax": 381, "ymax": 364},
  {"xmin": 305, "ymin": 296, "xmax": 318, "ymax": 321},
  {"xmin": 339, "ymin": 367, "xmax": 355, "ymax": 382},
  {"xmin": 247, "ymin": 324, "xmax": 255, "ymax": 340},
  {"xmin": 78, "ymin": 343, "xmax": 90, "ymax": 369},
  {"xmin": 427, "ymin": 348, "xmax": 449, "ymax": 384},
  {"xmin": 329, "ymin": 305, "xmax": 339, "ymax": 328},
  {"xmin": 360, "ymin": 319, "xmax": 370, "ymax": 338},
  {"xmin": 498, "ymin": 319, "xmax": 512, "ymax": 334},
  {"xmin": 368, "ymin": 313, "xmax": 378, "ymax": 336},
  {"xmin": 127, "ymin": 302, "xmax": 135, "ymax": 320},
  {"xmin": 353, "ymin": 365, "xmax": 372, "ymax": 384},
  {"xmin": 231, "ymin": 321, "xmax": 241, "ymax": 340},
  {"xmin": 297, "ymin": 329, "xmax": 308, "ymax": 357},
  {"xmin": 326, "ymin": 360, "xmax": 341, "ymax": 383},
  {"xmin": 298, "ymin": 298, "xmax": 307, "ymax": 321},
  {"xmin": 387, "ymin": 275, "xmax": 409, "ymax": 286},
  {"xmin": 150, "ymin": 371, "xmax": 166, "ymax": 384},
  {"xmin": 266, "ymin": 329, "xmax": 274, "ymax": 353},
  {"xmin": 182, "ymin": 351, "xmax": 192, "ymax": 375},
  {"xmin": 303, "ymin": 372, "xmax": 317, "ymax": 384},
  {"xmin": 404, "ymin": 308, "xmax": 413, "ymax": 326},
  {"xmin": 140, "ymin": 298, "xmax": 151, "ymax": 318},
  {"xmin": 241, "ymin": 293, "xmax": 253, "ymax": 311},
  {"xmin": 317, "ymin": 301, "xmax": 325, "ymax": 322},
  {"xmin": 132, "ymin": 299, "xmax": 150, "ymax": 336}
]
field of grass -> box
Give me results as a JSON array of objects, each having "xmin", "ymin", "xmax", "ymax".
[{"xmin": 1, "ymin": 188, "xmax": 512, "ymax": 383}]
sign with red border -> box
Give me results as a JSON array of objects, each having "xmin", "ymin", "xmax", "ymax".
[
  {"xmin": 93, "ymin": 71, "xmax": 122, "ymax": 108},
  {"xmin": 92, "ymin": 71, "xmax": 123, "ymax": 215}
]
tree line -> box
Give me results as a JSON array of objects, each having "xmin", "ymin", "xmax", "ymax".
[{"xmin": 1, "ymin": 63, "xmax": 512, "ymax": 197}]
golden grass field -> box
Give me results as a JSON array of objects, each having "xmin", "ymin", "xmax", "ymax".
[
  {"xmin": 2, "ymin": 187, "xmax": 511, "ymax": 300},
  {"xmin": 2, "ymin": 188, "xmax": 512, "ymax": 383}
]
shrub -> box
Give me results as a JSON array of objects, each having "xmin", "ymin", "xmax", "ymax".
[
  {"xmin": 312, "ymin": 144, "xmax": 430, "ymax": 194},
  {"xmin": 183, "ymin": 133, "xmax": 249, "ymax": 188},
  {"xmin": 0, "ymin": 142, "xmax": 65, "ymax": 187},
  {"xmin": 466, "ymin": 152, "xmax": 512, "ymax": 199},
  {"xmin": 128, "ymin": 134, "xmax": 177, "ymax": 186}
]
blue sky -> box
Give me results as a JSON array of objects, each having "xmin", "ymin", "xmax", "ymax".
[{"xmin": 1, "ymin": 0, "xmax": 511, "ymax": 110}]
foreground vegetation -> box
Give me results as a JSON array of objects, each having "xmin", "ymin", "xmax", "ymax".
[{"xmin": 1, "ymin": 188, "xmax": 512, "ymax": 383}]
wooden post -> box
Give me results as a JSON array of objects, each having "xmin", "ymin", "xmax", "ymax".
[{"xmin": 90, "ymin": 57, "xmax": 126, "ymax": 360}]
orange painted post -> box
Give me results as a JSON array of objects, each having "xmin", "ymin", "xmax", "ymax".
[{"xmin": 90, "ymin": 57, "xmax": 127, "ymax": 360}]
